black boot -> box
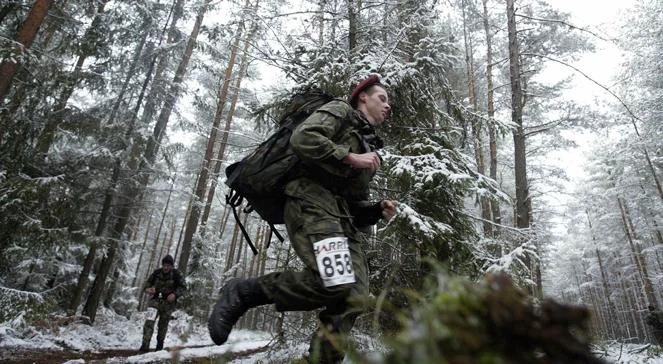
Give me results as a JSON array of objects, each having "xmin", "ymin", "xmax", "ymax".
[
  {"xmin": 155, "ymin": 341, "xmax": 164, "ymax": 351},
  {"xmin": 208, "ymin": 278, "xmax": 272, "ymax": 345}
]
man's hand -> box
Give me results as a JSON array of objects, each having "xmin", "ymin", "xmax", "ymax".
[
  {"xmin": 381, "ymin": 200, "xmax": 397, "ymax": 220},
  {"xmin": 145, "ymin": 287, "xmax": 156, "ymax": 296},
  {"xmin": 166, "ymin": 293, "xmax": 176, "ymax": 302},
  {"xmin": 343, "ymin": 152, "xmax": 381, "ymax": 172}
]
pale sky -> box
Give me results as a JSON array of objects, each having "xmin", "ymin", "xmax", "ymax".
[{"xmin": 537, "ymin": 0, "xmax": 636, "ymax": 236}]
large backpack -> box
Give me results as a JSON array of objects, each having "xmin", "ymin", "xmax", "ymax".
[{"xmin": 224, "ymin": 88, "xmax": 337, "ymax": 254}]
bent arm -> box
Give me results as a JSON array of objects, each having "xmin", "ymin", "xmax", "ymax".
[{"xmin": 291, "ymin": 110, "xmax": 349, "ymax": 163}]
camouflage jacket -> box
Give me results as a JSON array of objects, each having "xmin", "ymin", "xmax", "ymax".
[
  {"xmin": 647, "ymin": 311, "xmax": 663, "ymax": 330},
  {"xmin": 145, "ymin": 268, "xmax": 186, "ymax": 301},
  {"xmin": 287, "ymin": 99, "xmax": 384, "ymax": 227}
]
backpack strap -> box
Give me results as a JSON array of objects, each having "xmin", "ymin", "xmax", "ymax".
[
  {"xmin": 265, "ymin": 222, "xmax": 284, "ymax": 250},
  {"xmin": 226, "ymin": 190, "xmax": 259, "ymax": 256}
]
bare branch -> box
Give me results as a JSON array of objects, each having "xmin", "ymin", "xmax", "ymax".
[
  {"xmin": 521, "ymin": 52, "xmax": 641, "ymax": 122},
  {"xmin": 515, "ymin": 14, "xmax": 614, "ymax": 43}
]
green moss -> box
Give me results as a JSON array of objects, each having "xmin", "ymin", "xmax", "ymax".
[{"xmin": 380, "ymin": 269, "xmax": 604, "ymax": 364}]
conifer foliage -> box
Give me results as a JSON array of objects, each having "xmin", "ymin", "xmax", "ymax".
[{"xmin": 0, "ymin": 0, "xmax": 658, "ymax": 360}]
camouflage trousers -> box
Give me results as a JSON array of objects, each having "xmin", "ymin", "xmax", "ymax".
[
  {"xmin": 653, "ymin": 330, "xmax": 663, "ymax": 346},
  {"xmin": 258, "ymin": 189, "xmax": 370, "ymax": 363},
  {"xmin": 141, "ymin": 299, "xmax": 176, "ymax": 349}
]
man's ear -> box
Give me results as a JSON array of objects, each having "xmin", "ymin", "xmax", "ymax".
[{"xmin": 358, "ymin": 91, "xmax": 368, "ymax": 104}]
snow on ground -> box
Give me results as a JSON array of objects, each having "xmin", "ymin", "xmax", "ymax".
[
  {"xmin": 5, "ymin": 307, "xmax": 663, "ymax": 363},
  {"xmin": 105, "ymin": 331, "xmax": 271, "ymax": 364},
  {"xmin": 227, "ymin": 341, "xmax": 309, "ymax": 363},
  {"xmin": 0, "ymin": 307, "xmax": 274, "ymax": 363},
  {"xmin": 594, "ymin": 343, "xmax": 663, "ymax": 363}
]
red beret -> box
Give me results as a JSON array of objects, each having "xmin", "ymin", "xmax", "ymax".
[{"xmin": 349, "ymin": 74, "xmax": 383, "ymax": 106}]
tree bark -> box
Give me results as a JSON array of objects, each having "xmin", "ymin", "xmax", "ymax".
[
  {"xmin": 618, "ymin": 197, "xmax": 659, "ymax": 309},
  {"xmin": 139, "ymin": 0, "xmax": 185, "ymax": 129},
  {"xmin": 178, "ymin": 21, "xmax": 245, "ymax": 267},
  {"xmin": 200, "ymin": 22, "xmax": 259, "ymax": 229},
  {"xmin": 482, "ymin": 0, "xmax": 501, "ymax": 234},
  {"xmin": 506, "ymin": 0, "xmax": 537, "ymax": 298},
  {"xmin": 627, "ymin": 119, "xmax": 663, "ymax": 202},
  {"xmin": 347, "ymin": 0, "xmax": 358, "ymax": 53},
  {"xmin": 0, "ymin": 0, "xmax": 54, "ymax": 104},
  {"xmin": 217, "ymin": 205, "xmax": 231, "ymax": 239},
  {"xmin": 232, "ymin": 213, "xmax": 250, "ymax": 277},
  {"xmin": 462, "ymin": 0, "xmax": 491, "ymax": 236},
  {"xmin": 224, "ymin": 213, "xmax": 242, "ymax": 272},
  {"xmin": 131, "ymin": 212, "xmax": 154, "ymax": 288},
  {"xmin": 506, "ymin": 0, "xmax": 530, "ymax": 230},
  {"xmin": 318, "ymin": 0, "xmax": 326, "ymax": 45}
]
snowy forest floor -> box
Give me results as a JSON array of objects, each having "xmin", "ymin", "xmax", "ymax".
[{"xmin": 1, "ymin": 308, "xmax": 662, "ymax": 363}]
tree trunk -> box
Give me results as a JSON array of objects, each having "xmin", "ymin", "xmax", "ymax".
[
  {"xmin": 506, "ymin": 0, "xmax": 530, "ymax": 230},
  {"xmin": 217, "ymin": 205, "xmax": 231, "ymax": 239},
  {"xmin": 178, "ymin": 21, "xmax": 246, "ymax": 269},
  {"xmin": 103, "ymin": 262, "xmax": 121, "ymax": 308},
  {"xmin": 482, "ymin": 0, "xmax": 501, "ymax": 234},
  {"xmin": 67, "ymin": 0, "xmax": 171, "ymax": 311},
  {"xmin": 224, "ymin": 214, "xmax": 242, "ymax": 272},
  {"xmin": 67, "ymin": 161, "xmax": 124, "ymax": 314},
  {"xmin": 347, "ymin": 0, "xmax": 358, "ymax": 53},
  {"xmin": 139, "ymin": 0, "xmax": 185, "ymax": 129},
  {"xmin": 131, "ymin": 212, "xmax": 154, "ymax": 288},
  {"xmin": 618, "ymin": 197, "xmax": 659, "ymax": 309},
  {"xmin": 0, "ymin": 0, "xmax": 54, "ymax": 104},
  {"xmin": 174, "ymin": 197, "xmax": 193, "ymax": 262},
  {"xmin": 620, "ymin": 271, "xmax": 642, "ymax": 341},
  {"xmin": 34, "ymin": 0, "xmax": 108, "ymax": 154},
  {"xmin": 506, "ymin": 0, "xmax": 537, "ymax": 297},
  {"xmin": 627, "ymin": 120, "xmax": 663, "ymax": 202},
  {"xmin": 318, "ymin": 0, "xmax": 326, "ymax": 45},
  {"xmin": 81, "ymin": 0, "xmax": 211, "ymax": 323},
  {"xmin": 232, "ymin": 213, "xmax": 250, "ymax": 277},
  {"xmin": 462, "ymin": 0, "xmax": 491, "ymax": 236},
  {"xmin": 200, "ymin": 22, "xmax": 259, "ymax": 229}
]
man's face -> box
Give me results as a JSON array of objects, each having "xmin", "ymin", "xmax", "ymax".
[
  {"xmin": 163, "ymin": 263, "xmax": 173, "ymax": 273},
  {"xmin": 359, "ymin": 86, "xmax": 390, "ymax": 126}
]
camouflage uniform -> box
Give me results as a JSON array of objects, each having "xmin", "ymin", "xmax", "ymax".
[
  {"xmin": 647, "ymin": 309, "xmax": 663, "ymax": 345},
  {"xmin": 141, "ymin": 267, "xmax": 186, "ymax": 351},
  {"xmin": 257, "ymin": 100, "xmax": 384, "ymax": 362}
]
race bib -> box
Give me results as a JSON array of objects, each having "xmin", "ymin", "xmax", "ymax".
[
  {"xmin": 147, "ymin": 307, "xmax": 158, "ymax": 320},
  {"xmin": 313, "ymin": 237, "xmax": 355, "ymax": 287}
]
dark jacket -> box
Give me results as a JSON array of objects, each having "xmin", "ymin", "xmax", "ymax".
[{"xmin": 145, "ymin": 268, "xmax": 186, "ymax": 301}]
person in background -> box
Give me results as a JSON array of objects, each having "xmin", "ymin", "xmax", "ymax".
[
  {"xmin": 646, "ymin": 305, "xmax": 663, "ymax": 346},
  {"xmin": 139, "ymin": 254, "xmax": 186, "ymax": 352}
]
